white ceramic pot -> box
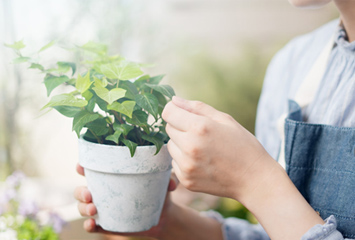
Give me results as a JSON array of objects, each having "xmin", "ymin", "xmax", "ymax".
[{"xmin": 78, "ymin": 137, "xmax": 172, "ymax": 232}]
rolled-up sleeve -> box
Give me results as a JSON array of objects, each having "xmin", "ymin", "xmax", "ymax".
[
  {"xmin": 302, "ymin": 216, "xmax": 353, "ymax": 240},
  {"xmin": 204, "ymin": 211, "xmax": 353, "ymax": 240},
  {"xmin": 202, "ymin": 211, "xmax": 270, "ymax": 240}
]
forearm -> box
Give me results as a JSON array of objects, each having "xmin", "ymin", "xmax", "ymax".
[
  {"xmin": 239, "ymin": 155, "xmax": 324, "ymax": 240},
  {"xmin": 159, "ymin": 202, "xmax": 223, "ymax": 240}
]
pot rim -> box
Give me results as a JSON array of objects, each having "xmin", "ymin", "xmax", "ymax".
[{"xmin": 78, "ymin": 136, "xmax": 172, "ymax": 174}]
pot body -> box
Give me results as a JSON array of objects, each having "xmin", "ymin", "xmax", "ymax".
[{"xmin": 78, "ymin": 138, "xmax": 172, "ymax": 232}]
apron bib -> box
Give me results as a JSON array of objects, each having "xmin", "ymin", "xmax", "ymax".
[{"xmin": 277, "ymin": 31, "xmax": 355, "ymax": 238}]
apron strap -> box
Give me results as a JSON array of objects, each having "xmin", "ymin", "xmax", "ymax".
[{"xmin": 277, "ymin": 35, "xmax": 335, "ymax": 168}]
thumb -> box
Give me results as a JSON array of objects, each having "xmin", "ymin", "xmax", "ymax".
[{"xmin": 172, "ymin": 96, "xmax": 224, "ymax": 121}]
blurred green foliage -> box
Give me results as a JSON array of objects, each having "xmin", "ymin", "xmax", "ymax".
[
  {"xmin": 174, "ymin": 43, "xmax": 270, "ymax": 134},
  {"xmin": 173, "ymin": 43, "xmax": 273, "ymax": 223},
  {"xmin": 215, "ymin": 198, "xmax": 258, "ymax": 224}
]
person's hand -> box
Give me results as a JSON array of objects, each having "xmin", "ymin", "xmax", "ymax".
[
  {"xmin": 74, "ymin": 164, "xmax": 179, "ymax": 238},
  {"xmin": 162, "ymin": 96, "xmax": 275, "ymax": 201}
]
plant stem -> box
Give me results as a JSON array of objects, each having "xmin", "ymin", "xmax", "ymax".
[
  {"xmin": 112, "ymin": 111, "xmax": 124, "ymax": 124},
  {"xmin": 89, "ymin": 129, "xmax": 102, "ymax": 144}
]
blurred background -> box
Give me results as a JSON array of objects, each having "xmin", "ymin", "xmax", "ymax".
[{"xmin": 0, "ymin": 0, "xmax": 337, "ymax": 239}]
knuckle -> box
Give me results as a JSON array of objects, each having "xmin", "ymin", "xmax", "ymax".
[
  {"xmin": 185, "ymin": 145, "xmax": 202, "ymax": 158},
  {"xmin": 183, "ymin": 179, "xmax": 198, "ymax": 192},
  {"xmin": 182, "ymin": 163, "xmax": 196, "ymax": 175},
  {"xmin": 222, "ymin": 112, "xmax": 234, "ymax": 122},
  {"xmin": 162, "ymin": 102, "xmax": 173, "ymax": 120},
  {"xmin": 77, "ymin": 203, "xmax": 87, "ymax": 216},
  {"xmin": 192, "ymin": 100, "xmax": 205, "ymax": 110},
  {"xmin": 182, "ymin": 178, "xmax": 196, "ymax": 191},
  {"xmin": 193, "ymin": 119, "xmax": 210, "ymax": 136}
]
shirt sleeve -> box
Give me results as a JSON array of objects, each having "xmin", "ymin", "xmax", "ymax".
[
  {"xmin": 202, "ymin": 210, "xmax": 270, "ymax": 240},
  {"xmin": 204, "ymin": 211, "xmax": 354, "ymax": 240},
  {"xmin": 301, "ymin": 216, "xmax": 354, "ymax": 240}
]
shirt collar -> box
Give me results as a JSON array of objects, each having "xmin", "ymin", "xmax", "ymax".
[{"xmin": 335, "ymin": 21, "xmax": 355, "ymax": 52}]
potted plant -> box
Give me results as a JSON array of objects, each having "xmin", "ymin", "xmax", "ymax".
[{"xmin": 5, "ymin": 40, "xmax": 175, "ymax": 232}]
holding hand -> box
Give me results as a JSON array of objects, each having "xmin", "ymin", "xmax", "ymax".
[
  {"xmin": 74, "ymin": 164, "xmax": 178, "ymax": 238},
  {"xmin": 162, "ymin": 96, "xmax": 274, "ymax": 201}
]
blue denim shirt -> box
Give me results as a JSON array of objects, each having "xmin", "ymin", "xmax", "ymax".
[{"xmin": 206, "ymin": 19, "xmax": 355, "ymax": 240}]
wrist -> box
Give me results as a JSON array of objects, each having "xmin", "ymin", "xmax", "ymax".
[
  {"xmin": 236, "ymin": 155, "xmax": 324, "ymax": 240},
  {"xmin": 159, "ymin": 201, "xmax": 223, "ymax": 240}
]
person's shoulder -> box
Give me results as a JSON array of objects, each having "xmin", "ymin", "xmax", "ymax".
[{"xmin": 274, "ymin": 19, "xmax": 339, "ymax": 65}]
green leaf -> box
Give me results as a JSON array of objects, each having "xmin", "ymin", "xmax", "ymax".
[
  {"xmin": 92, "ymin": 85, "xmax": 126, "ymax": 105},
  {"xmin": 134, "ymin": 75, "xmax": 151, "ymax": 89},
  {"xmin": 119, "ymin": 80, "xmax": 138, "ymax": 100},
  {"xmin": 101, "ymin": 61, "xmax": 143, "ymax": 80},
  {"xmin": 58, "ymin": 61, "xmax": 76, "ymax": 76},
  {"xmin": 83, "ymin": 129, "xmax": 98, "ymax": 142},
  {"xmin": 80, "ymin": 41, "xmax": 108, "ymax": 55},
  {"xmin": 135, "ymin": 93, "xmax": 159, "ymax": 119},
  {"xmin": 147, "ymin": 75, "xmax": 165, "ymax": 84},
  {"xmin": 82, "ymin": 90, "xmax": 94, "ymax": 101},
  {"xmin": 141, "ymin": 134, "xmax": 164, "ymax": 155},
  {"xmin": 125, "ymin": 110, "xmax": 150, "ymax": 133},
  {"xmin": 153, "ymin": 90, "xmax": 168, "ymax": 115},
  {"xmin": 145, "ymin": 84, "xmax": 175, "ymax": 99},
  {"xmin": 13, "ymin": 56, "xmax": 31, "ymax": 64},
  {"xmin": 105, "ymin": 131, "xmax": 122, "ymax": 144},
  {"xmin": 93, "ymin": 76, "xmax": 107, "ymax": 88},
  {"xmin": 42, "ymin": 93, "xmax": 88, "ymax": 109},
  {"xmin": 29, "ymin": 63, "xmax": 44, "ymax": 71},
  {"xmin": 72, "ymin": 111, "xmax": 101, "ymax": 137},
  {"xmin": 85, "ymin": 118, "xmax": 109, "ymax": 136},
  {"xmin": 44, "ymin": 74, "xmax": 70, "ymax": 96},
  {"xmin": 117, "ymin": 61, "xmax": 144, "ymax": 80},
  {"xmin": 86, "ymin": 96, "xmax": 96, "ymax": 112},
  {"xmin": 134, "ymin": 75, "xmax": 165, "ymax": 91},
  {"xmin": 107, "ymin": 101, "xmax": 136, "ymax": 118},
  {"xmin": 76, "ymin": 72, "xmax": 92, "ymax": 93},
  {"xmin": 125, "ymin": 110, "xmax": 148, "ymax": 126},
  {"xmin": 53, "ymin": 106, "xmax": 81, "ymax": 117},
  {"xmin": 113, "ymin": 123, "xmax": 134, "ymax": 136},
  {"xmin": 38, "ymin": 40, "xmax": 56, "ymax": 52},
  {"xmin": 94, "ymin": 95, "xmax": 108, "ymax": 111},
  {"xmin": 47, "ymin": 61, "xmax": 76, "ymax": 75},
  {"xmin": 122, "ymin": 139, "xmax": 138, "ymax": 157},
  {"xmin": 4, "ymin": 40, "xmax": 26, "ymax": 50},
  {"xmin": 100, "ymin": 63, "xmax": 120, "ymax": 79}
]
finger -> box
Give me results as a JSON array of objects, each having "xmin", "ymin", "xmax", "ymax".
[
  {"xmin": 76, "ymin": 164, "xmax": 85, "ymax": 176},
  {"xmin": 171, "ymin": 160, "xmax": 184, "ymax": 184},
  {"xmin": 166, "ymin": 125, "xmax": 196, "ymax": 153},
  {"xmin": 78, "ymin": 202, "xmax": 97, "ymax": 216},
  {"xmin": 168, "ymin": 178, "xmax": 177, "ymax": 191},
  {"xmin": 167, "ymin": 139, "xmax": 185, "ymax": 162},
  {"xmin": 74, "ymin": 186, "xmax": 92, "ymax": 203},
  {"xmin": 169, "ymin": 170, "xmax": 180, "ymax": 190},
  {"xmin": 172, "ymin": 96, "xmax": 226, "ymax": 122},
  {"xmin": 168, "ymin": 171, "xmax": 180, "ymax": 191},
  {"xmin": 83, "ymin": 218, "xmax": 102, "ymax": 233},
  {"xmin": 163, "ymin": 101, "xmax": 203, "ymax": 132},
  {"xmin": 84, "ymin": 218, "xmax": 156, "ymax": 237}
]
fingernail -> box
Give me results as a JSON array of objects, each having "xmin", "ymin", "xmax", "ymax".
[{"xmin": 81, "ymin": 191, "xmax": 87, "ymax": 202}]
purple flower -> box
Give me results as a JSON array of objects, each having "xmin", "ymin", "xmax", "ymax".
[
  {"xmin": 1, "ymin": 188, "xmax": 17, "ymax": 204},
  {"xmin": 48, "ymin": 212, "xmax": 66, "ymax": 233},
  {"xmin": 5, "ymin": 171, "xmax": 25, "ymax": 188},
  {"xmin": 18, "ymin": 200, "xmax": 38, "ymax": 217}
]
